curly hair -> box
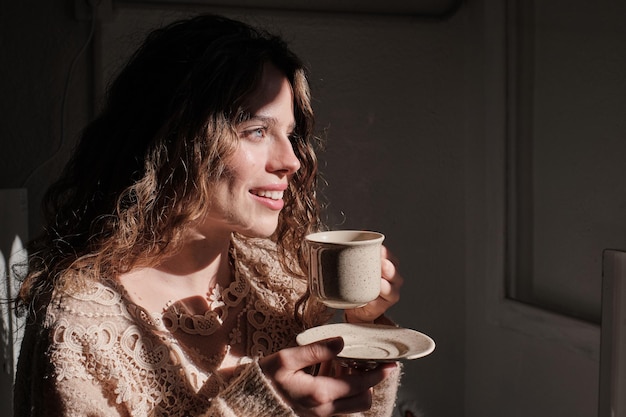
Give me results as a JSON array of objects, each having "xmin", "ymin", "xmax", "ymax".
[{"xmin": 17, "ymin": 14, "xmax": 325, "ymax": 325}]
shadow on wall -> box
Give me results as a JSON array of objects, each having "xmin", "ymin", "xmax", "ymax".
[
  {"xmin": 1, "ymin": 235, "xmax": 27, "ymax": 381},
  {"xmin": 0, "ymin": 189, "xmax": 29, "ymax": 387}
]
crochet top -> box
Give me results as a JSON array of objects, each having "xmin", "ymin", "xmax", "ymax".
[{"xmin": 13, "ymin": 235, "xmax": 400, "ymax": 416}]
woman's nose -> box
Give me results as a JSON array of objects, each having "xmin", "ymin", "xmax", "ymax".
[{"xmin": 268, "ymin": 135, "xmax": 301, "ymax": 175}]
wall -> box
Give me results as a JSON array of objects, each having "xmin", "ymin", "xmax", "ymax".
[
  {"xmin": 0, "ymin": 0, "xmax": 94, "ymax": 410},
  {"xmin": 0, "ymin": 1, "xmax": 470, "ymax": 416},
  {"xmin": 0, "ymin": 1, "xmax": 94, "ymax": 230}
]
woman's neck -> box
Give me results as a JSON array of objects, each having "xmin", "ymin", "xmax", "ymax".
[{"xmin": 118, "ymin": 230, "xmax": 234, "ymax": 313}]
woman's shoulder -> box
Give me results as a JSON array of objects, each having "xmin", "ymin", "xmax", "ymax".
[{"xmin": 44, "ymin": 279, "xmax": 131, "ymax": 327}]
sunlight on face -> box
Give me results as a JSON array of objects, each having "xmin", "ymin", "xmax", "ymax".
[{"xmin": 200, "ymin": 63, "xmax": 301, "ymax": 239}]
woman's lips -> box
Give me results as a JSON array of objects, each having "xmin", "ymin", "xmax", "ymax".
[
  {"xmin": 250, "ymin": 188, "xmax": 286, "ymax": 210},
  {"xmin": 250, "ymin": 189, "xmax": 284, "ymax": 200}
]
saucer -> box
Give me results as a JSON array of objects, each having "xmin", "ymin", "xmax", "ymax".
[{"xmin": 296, "ymin": 323, "xmax": 435, "ymax": 364}]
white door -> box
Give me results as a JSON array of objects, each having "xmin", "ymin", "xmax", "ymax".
[{"xmin": 464, "ymin": 0, "xmax": 626, "ymax": 416}]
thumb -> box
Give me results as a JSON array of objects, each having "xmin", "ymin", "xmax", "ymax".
[{"xmin": 283, "ymin": 337, "xmax": 345, "ymax": 371}]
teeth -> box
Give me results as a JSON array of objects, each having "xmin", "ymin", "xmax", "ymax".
[{"xmin": 253, "ymin": 190, "xmax": 284, "ymax": 200}]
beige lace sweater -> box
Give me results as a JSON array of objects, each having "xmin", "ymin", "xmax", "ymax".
[{"xmin": 14, "ymin": 236, "xmax": 400, "ymax": 416}]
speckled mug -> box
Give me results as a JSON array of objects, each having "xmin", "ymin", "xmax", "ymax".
[{"xmin": 306, "ymin": 230, "xmax": 384, "ymax": 309}]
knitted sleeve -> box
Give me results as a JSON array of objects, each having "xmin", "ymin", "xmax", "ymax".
[
  {"xmin": 13, "ymin": 285, "xmax": 300, "ymax": 417},
  {"xmin": 209, "ymin": 360, "xmax": 401, "ymax": 417},
  {"xmin": 206, "ymin": 360, "xmax": 297, "ymax": 417},
  {"xmin": 15, "ymin": 319, "xmax": 301, "ymax": 417}
]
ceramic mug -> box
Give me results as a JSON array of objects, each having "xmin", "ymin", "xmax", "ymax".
[{"xmin": 306, "ymin": 230, "xmax": 384, "ymax": 309}]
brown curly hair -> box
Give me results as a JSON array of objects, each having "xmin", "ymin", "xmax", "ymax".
[{"xmin": 17, "ymin": 14, "xmax": 325, "ymax": 325}]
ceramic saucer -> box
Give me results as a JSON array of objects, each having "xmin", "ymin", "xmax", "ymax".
[{"xmin": 296, "ymin": 323, "xmax": 435, "ymax": 367}]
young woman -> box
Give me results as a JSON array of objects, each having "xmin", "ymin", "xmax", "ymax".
[{"xmin": 14, "ymin": 14, "xmax": 403, "ymax": 416}]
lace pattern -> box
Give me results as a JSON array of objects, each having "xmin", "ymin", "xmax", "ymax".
[
  {"xmin": 158, "ymin": 257, "xmax": 250, "ymax": 337},
  {"xmin": 43, "ymin": 235, "xmax": 306, "ymax": 416}
]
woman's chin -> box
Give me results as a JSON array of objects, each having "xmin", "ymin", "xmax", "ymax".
[{"xmin": 237, "ymin": 223, "xmax": 279, "ymax": 239}]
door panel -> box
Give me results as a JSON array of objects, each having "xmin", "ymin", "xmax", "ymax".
[{"xmin": 465, "ymin": 0, "xmax": 626, "ymax": 415}]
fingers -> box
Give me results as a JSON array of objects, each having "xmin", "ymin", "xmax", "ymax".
[
  {"xmin": 379, "ymin": 266, "xmax": 401, "ymax": 304},
  {"xmin": 345, "ymin": 246, "xmax": 403, "ymax": 324},
  {"xmin": 326, "ymin": 363, "xmax": 397, "ymax": 414},
  {"xmin": 259, "ymin": 340, "xmax": 397, "ymax": 416},
  {"xmin": 380, "ymin": 245, "xmax": 403, "ymax": 304},
  {"xmin": 329, "ymin": 388, "xmax": 373, "ymax": 415},
  {"xmin": 381, "ymin": 245, "xmax": 403, "ymax": 288},
  {"xmin": 381, "ymin": 245, "xmax": 399, "ymax": 268},
  {"xmin": 277, "ymin": 337, "xmax": 344, "ymax": 372},
  {"xmin": 315, "ymin": 359, "xmax": 333, "ymax": 377},
  {"xmin": 305, "ymin": 364, "xmax": 395, "ymax": 416}
]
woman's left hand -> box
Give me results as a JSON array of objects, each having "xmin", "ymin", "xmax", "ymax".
[{"xmin": 344, "ymin": 245, "xmax": 404, "ymax": 324}]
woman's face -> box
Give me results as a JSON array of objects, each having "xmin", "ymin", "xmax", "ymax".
[{"xmin": 200, "ymin": 63, "xmax": 301, "ymax": 239}]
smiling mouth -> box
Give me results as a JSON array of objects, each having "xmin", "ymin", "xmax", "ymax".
[{"xmin": 250, "ymin": 190, "xmax": 284, "ymax": 200}]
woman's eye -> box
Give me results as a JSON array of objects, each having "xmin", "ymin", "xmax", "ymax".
[{"xmin": 242, "ymin": 127, "xmax": 266, "ymax": 140}]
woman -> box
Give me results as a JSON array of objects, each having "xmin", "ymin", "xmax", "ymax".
[{"xmin": 14, "ymin": 14, "xmax": 403, "ymax": 416}]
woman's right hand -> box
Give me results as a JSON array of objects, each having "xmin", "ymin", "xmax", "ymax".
[{"xmin": 259, "ymin": 337, "xmax": 396, "ymax": 417}]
